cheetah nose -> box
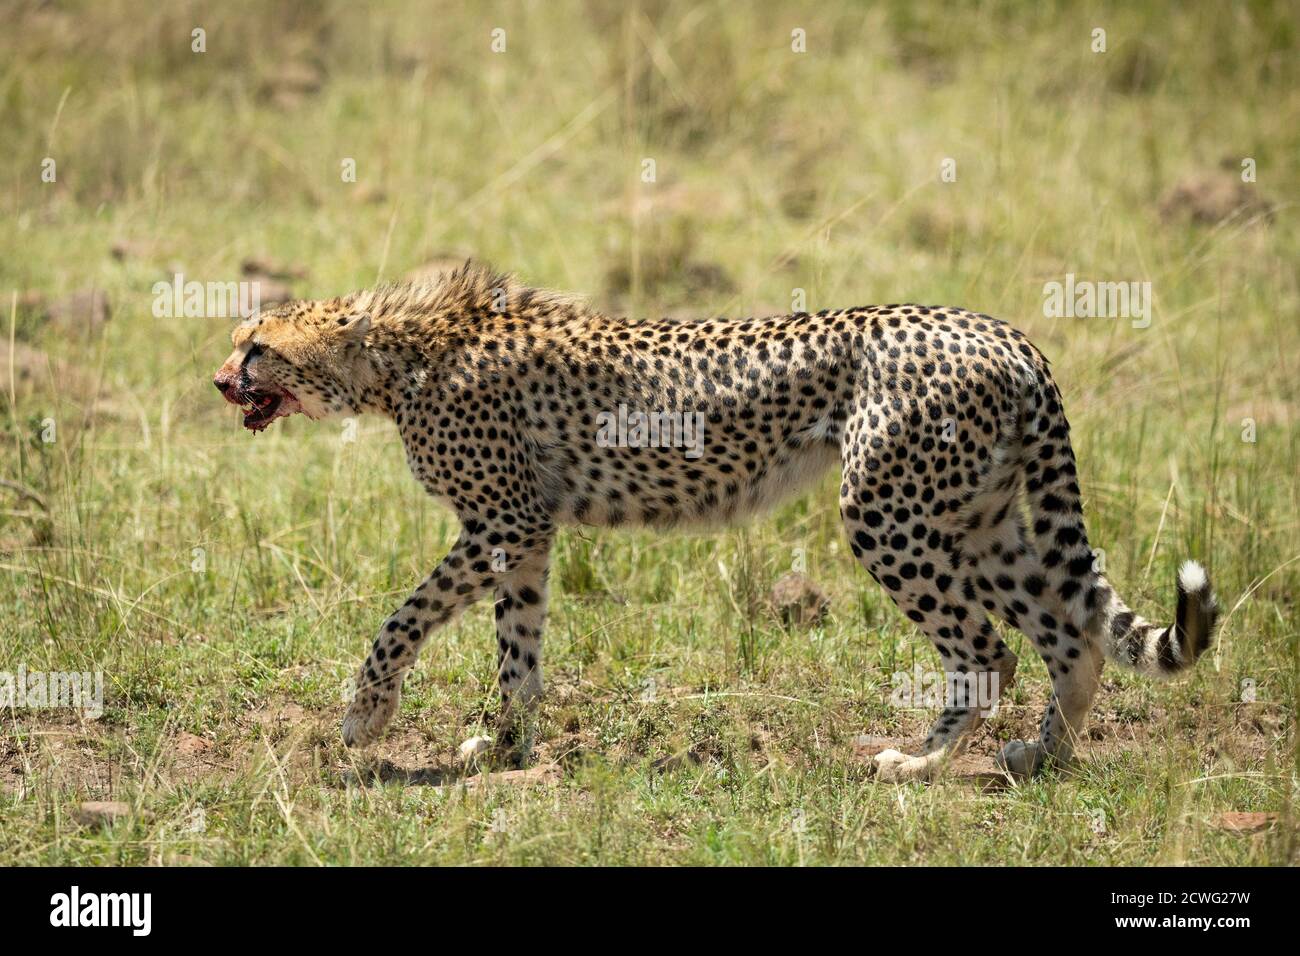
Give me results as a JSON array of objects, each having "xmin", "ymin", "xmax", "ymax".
[{"xmin": 214, "ymin": 377, "xmax": 234, "ymax": 396}]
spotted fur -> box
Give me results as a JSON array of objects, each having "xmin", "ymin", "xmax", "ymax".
[{"xmin": 214, "ymin": 262, "xmax": 1219, "ymax": 779}]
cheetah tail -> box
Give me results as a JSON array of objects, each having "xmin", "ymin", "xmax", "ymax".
[{"xmin": 1096, "ymin": 561, "xmax": 1220, "ymax": 679}]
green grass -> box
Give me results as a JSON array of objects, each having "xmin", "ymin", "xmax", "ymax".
[{"xmin": 1, "ymin": 0, "xmax": 1297, "ymax": 865}]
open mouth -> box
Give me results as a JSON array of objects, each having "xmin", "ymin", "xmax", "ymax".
[{"xmin": 237, "ymin": 388, "xmax": 300, "ymax": 431}]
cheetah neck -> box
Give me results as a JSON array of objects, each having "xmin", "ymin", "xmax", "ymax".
[
  {"xmin": 345, "ymin": 291, "xmax": 596, "ymax": 421},
  {"xmin": 349, "ymin": 331, "xmax": 430, "ymax": 418}
]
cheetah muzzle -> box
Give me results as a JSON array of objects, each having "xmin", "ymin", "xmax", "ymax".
[
  {"xmin": 214, "ymin": 261, "xmax": 1221, "ymax": 782},
  {"xmin": 212, "ymin": 350, "xmax": 304, "ymax": 432}
]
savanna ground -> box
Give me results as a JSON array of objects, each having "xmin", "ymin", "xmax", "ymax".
[{"xmin": 1, "ymin": 1, "xmax": 1297, "ymax": 866}]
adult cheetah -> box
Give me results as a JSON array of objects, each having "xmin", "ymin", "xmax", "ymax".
[{"xmin": 213, "ymin": 263, "xmax": 1218, "ymax": 781}]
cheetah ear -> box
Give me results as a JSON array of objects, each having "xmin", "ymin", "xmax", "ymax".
[{"xmin": 335, "ymin": 311, "xmax": 371, "ymax": 346}]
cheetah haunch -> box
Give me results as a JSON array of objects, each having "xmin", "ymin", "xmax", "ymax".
[{"xmin": 214, "ymin": 263, "xmax": 1219, "ymax": 781}]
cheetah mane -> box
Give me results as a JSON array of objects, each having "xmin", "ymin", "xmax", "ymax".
[{"xmin": 349, "ymin": 261, "xmax": 591, "ymax": 326}]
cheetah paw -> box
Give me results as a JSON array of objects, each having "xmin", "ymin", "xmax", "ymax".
[
  {"xmin": 341, "ymin": 689, "xmax": 399, "ymax": 748},
  {"xmin": 996, "ymin": 740, "xmax": 1045, "ymax": 778},
  {"xmin": 872, "ymin": 748, "xmax": 936, "ymax": 783}
]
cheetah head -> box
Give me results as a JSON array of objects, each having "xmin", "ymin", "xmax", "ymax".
[{"xmin": 213, "ymin": 301, "xmax": 372, "ymax": 431}]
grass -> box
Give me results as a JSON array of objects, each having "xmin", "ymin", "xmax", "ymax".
[{"xmin": 1, "ymin": 0, "xmax": 1297, "ymax": 865}]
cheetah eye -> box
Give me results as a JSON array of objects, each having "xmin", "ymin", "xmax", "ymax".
[{"xmin": 245, "ymin": 343, "xmax": 289, "ymax": 366}]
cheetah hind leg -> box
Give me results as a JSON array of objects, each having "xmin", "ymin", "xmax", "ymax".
[
  {"xmin": 996, "ymin": 637, "xmax": 1104, "ymax": 778},
  {"xmin": 843, "ymin": 525, "xmax": 1016, "ymax": 782}
]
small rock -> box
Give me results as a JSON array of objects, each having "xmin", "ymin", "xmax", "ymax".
[
  {"xmin": 175, "ymin": 732, "xmax": 211, "ymax": 756},
  {"xmin": 0, "ymin": 340, "xmax": 106, "ymax": 402},
  {"xmin": 0, "ymin": 341, "xmax": 53, "ymax": 395},
  {"xmin": 52, "ymin": 289, "xmax": 112, "ymax": 331},
  {"xmin": 1159, "ymin": 170, "xmax": 1273, "ymax": 226},
  {"xmin": 351, "ymin": 184, "xmax": 388, "ymax": 205},
  {"xmin": 769, "ymin": 571, "xmax": 830, "ymax": 627},
  {"xmin": 16, "ymin": 290, "xmax": 47, "ymax": 312},
  {"xmin": 276, "ymin": 61, "xmax": 323, "ymax": 94},
  {"xmin": 682, "ymin": 260, "xmax": 736, "ymax": 295},
  {"xmin": 241, "ymin": 257, "xmax": 308, "ymax": 281},
  {"xmin": 241, "ymin": 275, "xmax": 294, "ymax": 307},
  {"xmin": 781, "ymin": 184, "xmax": 818, "ymax": 220},
  {"xmin": 263, "ymin": 61, "xmax": 324, "ymax": 109},
  {"xmin": 25, "ymin": 288, "xmax": 111, "ymax": 336},
  {"xmin": 73, "ymin": 801, "xmax": 132, "ymax": 828}
]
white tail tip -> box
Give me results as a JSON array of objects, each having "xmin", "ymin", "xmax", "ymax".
[{"xmin": 1178, "ymin": 560, "xmax": 1208, "ymax": 592}]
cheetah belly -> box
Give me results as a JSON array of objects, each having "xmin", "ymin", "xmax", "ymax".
[{"xmin": 541, "ymin": 417, "xmax": 843, "ymax": 530}]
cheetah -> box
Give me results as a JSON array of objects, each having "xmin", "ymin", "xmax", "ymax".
[{"xmin": 213, "ymin": 263, "xmax": 1219, "ymax": 781}]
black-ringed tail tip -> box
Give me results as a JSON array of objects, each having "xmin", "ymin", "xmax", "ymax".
[
  {"xmin": 1100, "ymin": 559, "xmax": 1219, "ymax": 679},
  {"xmin": 1175, "ymin": 559, "xmax": 1220, "ymax": 661}
]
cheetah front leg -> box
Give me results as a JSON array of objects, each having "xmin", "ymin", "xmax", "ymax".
[{"xmin": 341, "ymin": 524, "xmax": 548, "ymax": 748}]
